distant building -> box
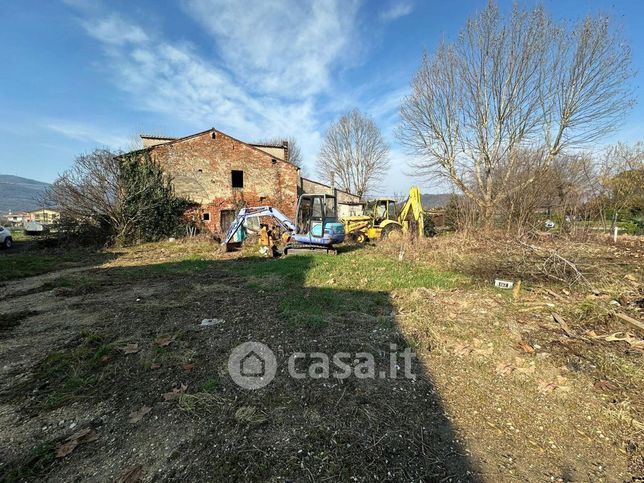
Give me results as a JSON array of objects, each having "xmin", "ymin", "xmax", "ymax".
[
  {"xmin": 27, "ymin": 208, "xmax": 60, "ymax": 224},
  {"xmin": 4, "ymin": 211, "xmax": 29, "ymax": 225}
]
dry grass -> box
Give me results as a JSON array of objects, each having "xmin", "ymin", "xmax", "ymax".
[
  {"xmin": 0, "ymin": 233, "xmax": 642, "ymax": 480},
  {"xmin": 375, "ymin": 231, "xmax": 643, "ymax": 478}
]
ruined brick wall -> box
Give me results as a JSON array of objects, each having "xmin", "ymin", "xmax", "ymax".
[
  {"xmin": 299, "ymin": 177, "xmax": 361, "ymax": 203},
  {"xmin": 297, "ymin": 177, "xmax": 363, "ymax": 219},
  {"xmin": 145, "ymin": 130, "xmax": 299, "ymax": 233}
]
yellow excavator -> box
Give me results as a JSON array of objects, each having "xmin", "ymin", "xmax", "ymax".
[{"xmin": 342, "ymin": 186, "xmax": 425, "ymax": 243}]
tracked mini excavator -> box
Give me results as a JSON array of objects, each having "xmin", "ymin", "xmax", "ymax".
[
  {"xmin": 222, "ymin": 193, "xmax": 345, "ymax": 255},
  {"xmin": 342, "ymin": 186, "xmax": 425, "ymax": 243}
]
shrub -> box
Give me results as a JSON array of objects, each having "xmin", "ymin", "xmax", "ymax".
[
  {"xmin": 49, "ymin": 149, "xmax": 196, "ymax": 246},
  {"xmin": 117, "ymin": 153, "xmax": 195, "ymax": 245}
]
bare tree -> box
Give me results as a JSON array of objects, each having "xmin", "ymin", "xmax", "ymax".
[
  {"xmin": 317, "ymin": 109, "xmax": 390, "ymax": 198},
  {"xmin": 399, "ymin": 2, "xmax": 634, "ymax": 226},
  {"xmin": 498, "ymin": 150, "xmax": 596, "ymax": 234},
  {"xmin": 48, "ymin": 149, "xmax": 123, "ymax": 234},
  {"xmin": 48, "ymin": 149, "xmax": 193, "ymax": 245},
  {"xmin": 255, "ymin": 136, "xmax": 303, "ymax": 168},
  {"xmin": 594, "ymin": 142, "xmax": 644, "ymax": 228}
]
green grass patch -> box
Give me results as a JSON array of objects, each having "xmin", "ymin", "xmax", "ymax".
[
  {"xmin": 233, "ymin": 252, "xmax": 462, "ymax": 292},
  {"xmin": 1, "ymin": 440, "xmax": 56, "ymax": 482},
  {"xmin": 0, "ymin": 310, "xmax": 39, "ymax": 330},
  {"xmin": 279, "ymin": 287, "xmax": 389, "ymax": 323},
  {"xmin": 0, "ymin": 254, "xmax": 66, "ymax": 282},
  {"xmin": 25, "ymin": 333, "xmax": 116, "ymax": 409},
  {"xmin": 200, "ymin": 377, "xmax": 221, "ymax": 393},
  {"xmin": 231, "ymin": 252, "xmax": 460, "ymax": 329},
  {"xmin": 8, "ymin": 229, "xmax": 29, "ymax": 241},
  {"xmin": 38, "ymin": 275, "xmax": 104, "ymax": 296},
  {"xmin": 0, "ymin": 250, "xmax": 108, "ymax": 282},
  {"xmin": 303, "ymin": 254, "xmax": 461, "ymax": 290}
]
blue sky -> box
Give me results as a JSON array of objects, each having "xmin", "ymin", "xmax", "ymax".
[{"xmin": 1, "ymin": 0, "xmax": 642, "ymax": 194}]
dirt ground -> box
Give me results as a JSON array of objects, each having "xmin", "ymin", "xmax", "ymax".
[{"xmin": 0, "ymin": 234, "xmax": 642, "ymax": 481}]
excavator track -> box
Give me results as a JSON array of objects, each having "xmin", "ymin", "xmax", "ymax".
[{"xmin": 283, "ymin": 242, "xmax": 337, "ymax": 256}]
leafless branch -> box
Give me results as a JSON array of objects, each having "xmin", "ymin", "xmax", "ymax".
[
  {"xmin": 316, "ymin": 109, "xmax": 390, "ymax": 198},
  {"xmin": 399, "ymin": 2, "xmax": 634, "ymax": 226}
]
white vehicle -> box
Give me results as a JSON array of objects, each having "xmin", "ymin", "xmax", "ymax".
[{"xmin": 0, "ymin": 226, "xmax": 13, "ymax": 249}]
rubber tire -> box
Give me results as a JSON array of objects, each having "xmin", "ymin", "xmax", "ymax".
[
  {"xmin": 3, "ymin": 237, "xmax": 12, "ymax": 249},
  {"xmin": 354, "ymin": 232, "xmax": 367, "ymax": 244},
  {"xmin": 380, "ymin": 224, "xmax": 402, "ymax": 240}
]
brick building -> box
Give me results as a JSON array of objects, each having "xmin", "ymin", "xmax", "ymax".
[
  {"xmin": 126, "ymin": 128, "xmax": 298, "ymax": 233},
  {"xmin": 123, "ymin": 128, "xmax": 361, "ymax": 234}
]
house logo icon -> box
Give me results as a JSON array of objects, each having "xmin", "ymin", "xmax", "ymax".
[
  {"xmin": 228, "ymin": 342, "xmax": 276, "ymax": 389},
  {"xmin": 240, "ymin": 350, "xmax": 265, "ymax": 377}
]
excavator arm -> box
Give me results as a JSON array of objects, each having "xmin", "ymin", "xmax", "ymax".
[
  {"xmin": 397, "ymin": 186, "xmax": 424, "ymax": 236},
  {"xmin": 222, "ymin": 206, "xmax": 296, "ymax": 246}
]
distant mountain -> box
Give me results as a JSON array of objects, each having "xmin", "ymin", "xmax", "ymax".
[
  {"xmin": 0, "ymin": 175, "xmax": 52, "ymax": 213},
  {"xmin": 421, "ymin": 193, "xmax": 453, "ymax": 209}
]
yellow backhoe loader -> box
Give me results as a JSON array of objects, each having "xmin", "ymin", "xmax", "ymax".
[{"xmin": 342, "ymin": 186, "xmax": 425, "ymax": 243}]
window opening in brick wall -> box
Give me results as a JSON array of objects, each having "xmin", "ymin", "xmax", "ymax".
[{"xmin": 232, "ymin": 170, "xmax": 244, "ymax": 188}]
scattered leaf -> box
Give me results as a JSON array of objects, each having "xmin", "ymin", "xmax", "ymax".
[
  {"xmin": 182, "ymin": 363, "xmax": 195, "ymax": 372},
  {"xmin": 55, "ymin": 440, "xmax": 78, "ymax": 458},
  {"xmin": 518, "ymin": 341, "xmax": 535, "ymax": 354},
  {"xmin": 516, "ymin": 364, "xmax": 536, "ymax": 375},
  {"xmin": 150, "ymin": 363, "xmax": 161, "ymax": 370},
  {"xmin": 538, "ymin": 376, "xmax": 569, "ymax": 394},
  {"xmin": 603, "ymin": 332, "xmax": 644, "ymax": 348},
  {"xmin": 594, "ymin": 379, "xmax": 618, "ymax": 392},
  {"xmin": 453, "ymin": 343, "xmax": 473, "ymax": 357},
  {"xmin": 537, "ymin": 381, "xmax": 557, "ymax": 393},
  {"xmin": 163, "ymin": 383, "xmax": 188, "ymax": 401},
  {"xmin": 473, "ymin": 346, "xmax": 494, "ymax": 356},
  {"xmin": 495, "ymin": 362, "xmax": 515, "ymax": 376},
  {"xmin": 156, "ymin": 336, "xmax": 174, "ymax": 347},
  {"xmin": 116, "ymin": 465, "xmax": 145, "ymax": 483},
  {"xmin": 55, "ymin": 428, "xmax": 97, "ymax": 458},
  {"xmin": 512, "ymin": 280, "xmax": 522, "ymax": 300},
  {"xmin": 128, "ymin": 405, "xmax": 152, "ymax": 424},
  {"xmin": 121, "ymin": 343, "xmax": 139, "ymax": 354},
  {"xmin": 67, "ymin": 428, "xmax": 98, "ymax": 443}
]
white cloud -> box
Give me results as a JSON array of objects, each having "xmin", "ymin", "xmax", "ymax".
[
  {"xmin": 65, "ymin": 1, "xmax": 429, "ymax": 193},
  {"xmin": 68, "ymin": 2, "xmax": 365, "ymax": 174},
  {"xmin": 45, "ymin": 120, "xmax": 131, "ymax": 149},
  {"xmin": 379, "ymin": 1, "xmax": 414, "ymax": 22},
  {"xmin": 83, "ymin": 13, "xmax": 148, "ymax": 45},
  {"xmin": 182, "ymin": 0, "xmax": 361, "ymax": 97}
]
